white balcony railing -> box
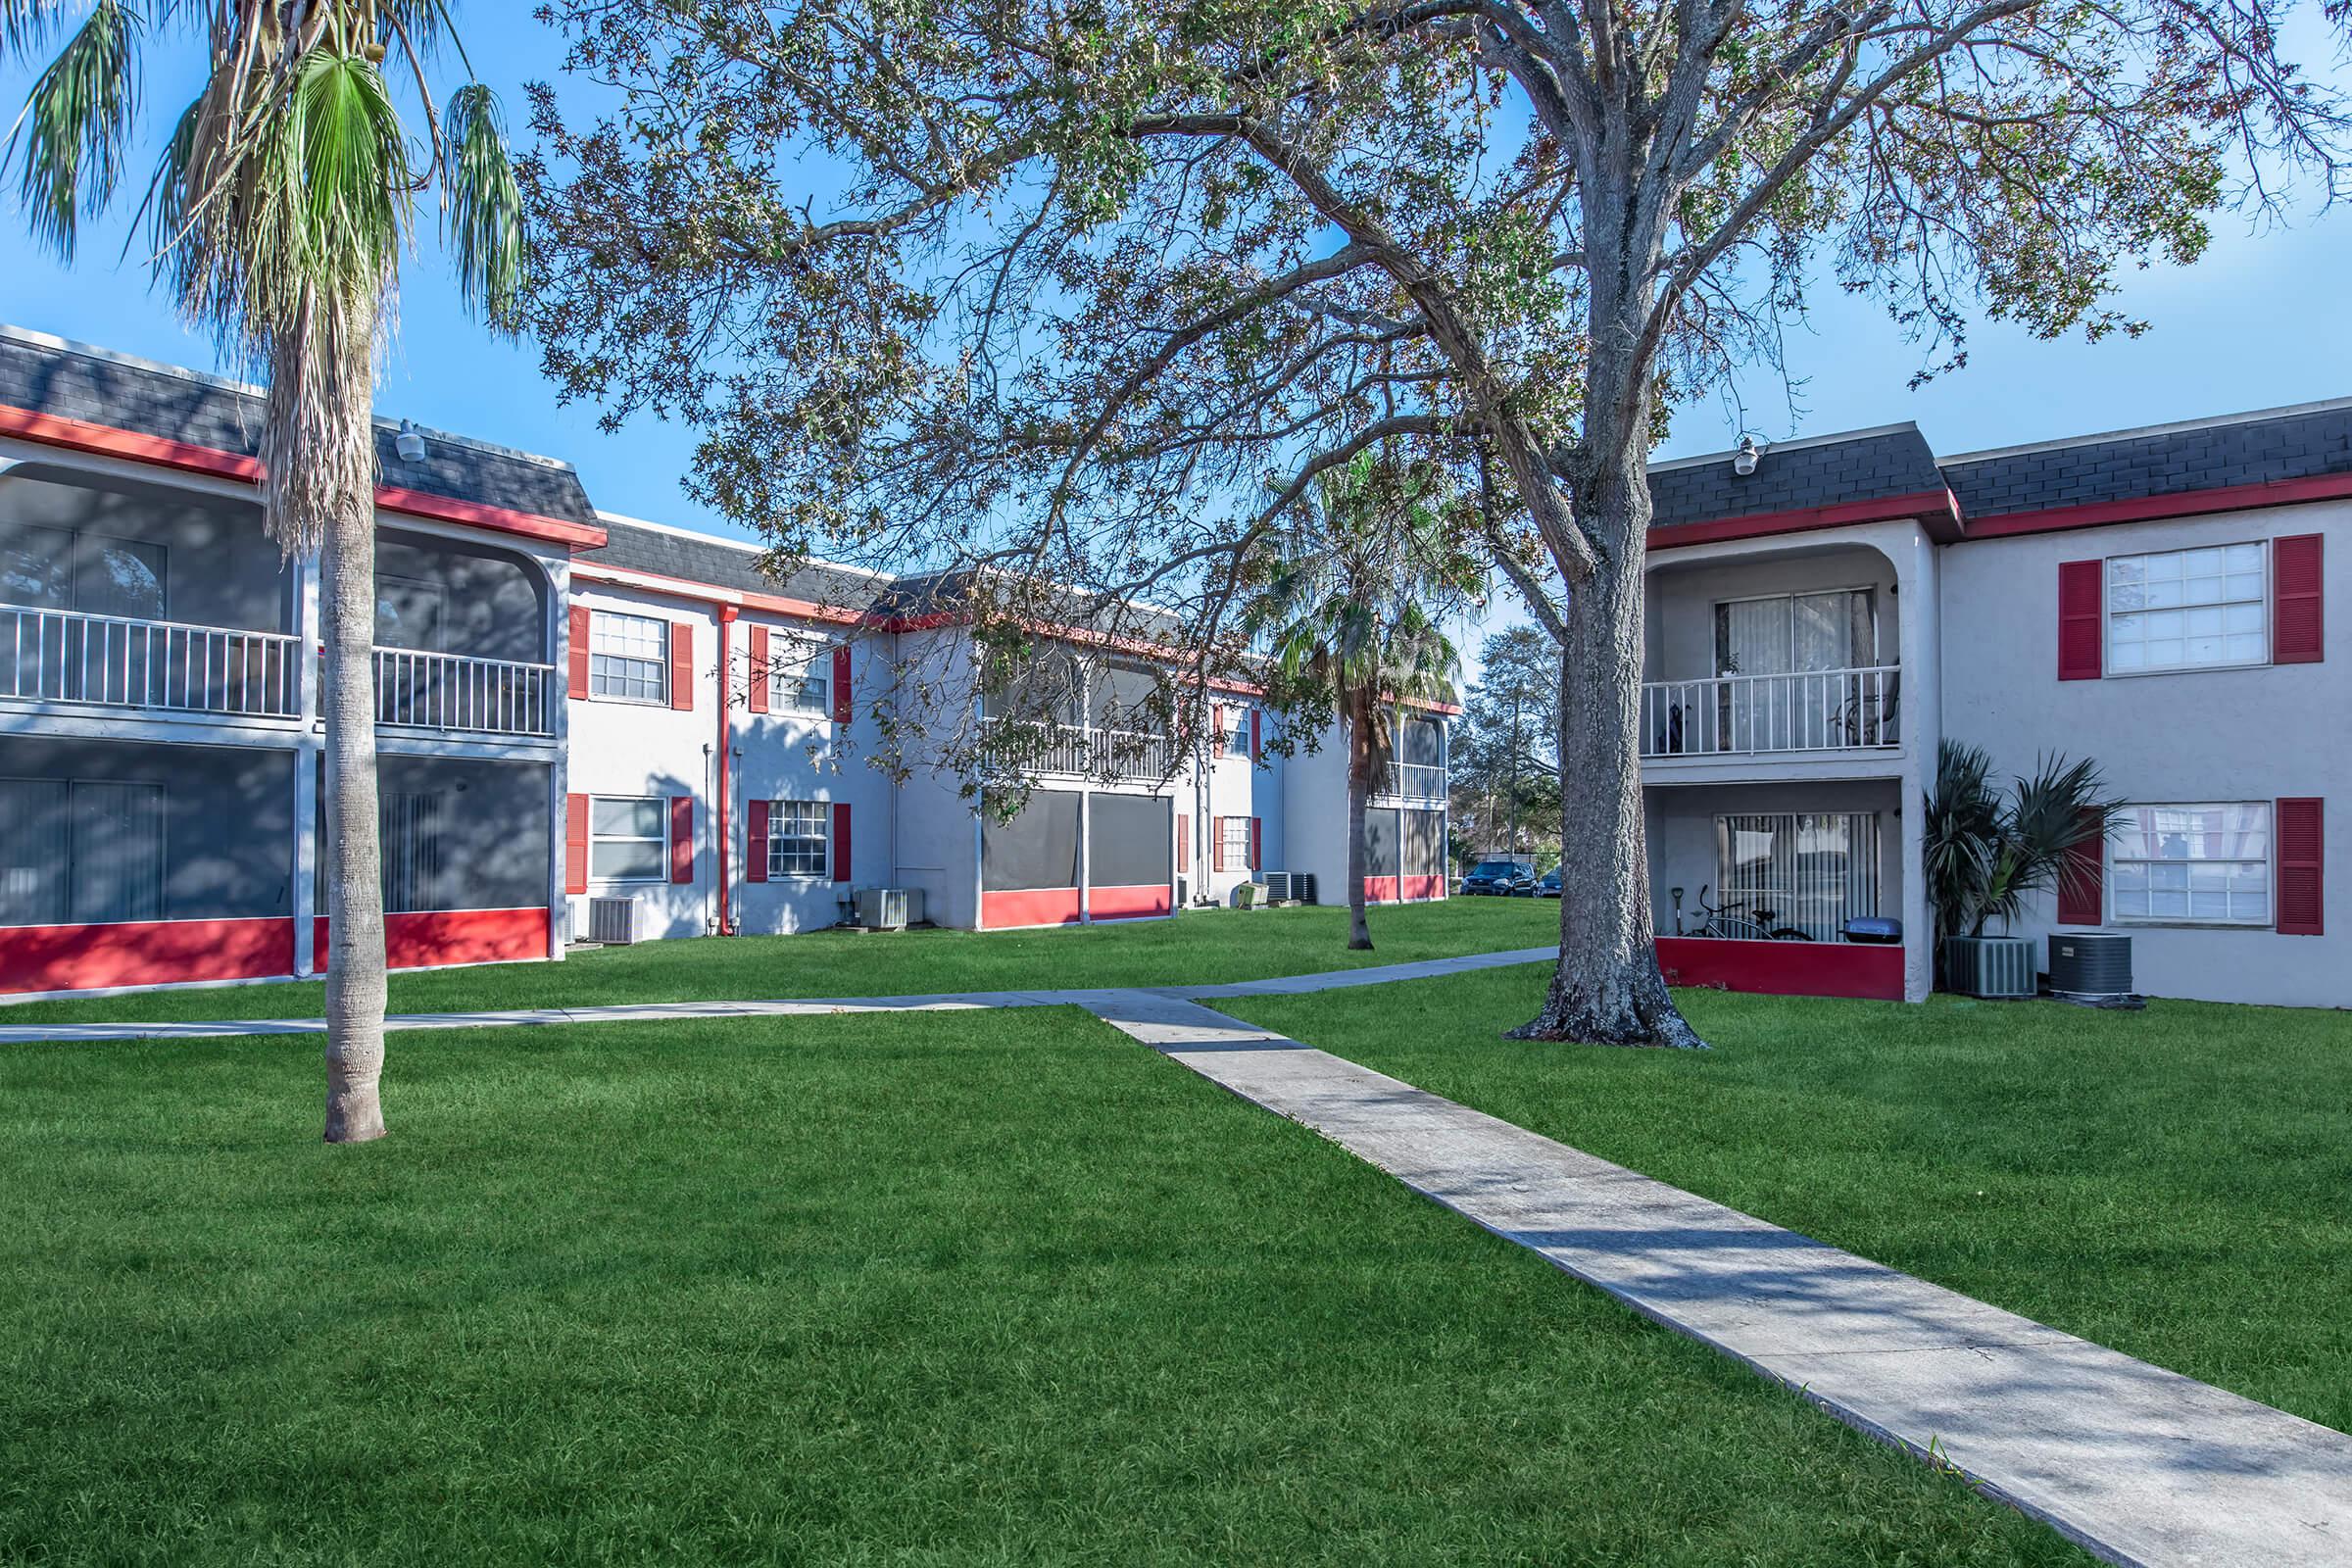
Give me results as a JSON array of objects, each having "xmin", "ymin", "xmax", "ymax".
[
  {"xmin": 2, "ymin": 606, "xmax": 301, "ymax": 718},
  {"xmin": 1381, "ymin": 760, "xmax": 1448, "ymax": 801},
  {"xmin": 981, "ymin": 717, "xmax": 1175, "ymax": 780},
  {"xmin": 1642, "ymin": 665, "xmax": 1901, "ymax": 759},
  {"xmin": 369, "ymin": 647, "xmax": 557, "ymax": 737}
]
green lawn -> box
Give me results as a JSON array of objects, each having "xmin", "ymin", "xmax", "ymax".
[
  {"xmin": 0, "ymin": 1007, "xmax": 2079, "ymax": 1564},
  {"xmin": 1, "ymin": 898, "xmax": 1557, "ymax": 1026},
  {"xmin": 1219, "ymin": 972, "xmax": 2352, "ymax": 1437}
]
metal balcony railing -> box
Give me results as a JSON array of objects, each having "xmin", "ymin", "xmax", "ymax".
[
  {"xmin": 1, "ymin": 606, "xmax": 301, "ymax": 718},
  {"xmin": 368, "ymin": 646, "xmax": 558, "ymax": 737},
  {"xmin": 980, "ymin": 717, "xmax": 1175, "ymax": 780},
  {"xmin": 1641, "ymin": 664, "xmax": 1901, "ymax": 758},
  {"xmin": 1379, "ymin": 760, "xmax": 1448, "ymax": 801}
]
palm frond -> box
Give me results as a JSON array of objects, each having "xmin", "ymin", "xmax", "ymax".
[
  {"xmin": 441, "ymin": 82, "xmax": 525, "ymax": 331},
  {"xmin": 8, "ymin": 0, "xmax": 139, "ymax": 260}
]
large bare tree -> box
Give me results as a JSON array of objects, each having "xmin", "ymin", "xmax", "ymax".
[{"xmin": 522, "ymin": 0, "xmax": 2346, "ymax": 1046}]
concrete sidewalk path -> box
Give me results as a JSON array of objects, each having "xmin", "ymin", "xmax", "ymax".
[
  {"xmin": 1082, "ymin": 991, "xmax": 2352, "ymax": 1568},
  {"xmin": 0, "ymin": 947, "xmax": 1559, "ymax": 1047}
]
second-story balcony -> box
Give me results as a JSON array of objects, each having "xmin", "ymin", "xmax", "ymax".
[
  {"xmin": 368, "ymin": 646, "xmax": 558, "ymax": 738},
  {"xmin": 3, "ymin": 605, "xmax": 302, "ymax": 719},
  {"xmin": 981, "ymin": 716, "xmax": 1175, "ymax": 781},
  {"xmin": 1641, "ymin": 664, "xmax": 1900, "ymax": 760},
  {"xmin": 1380, "ymin": 760, "xmax": 1448, "ymax": 802}
]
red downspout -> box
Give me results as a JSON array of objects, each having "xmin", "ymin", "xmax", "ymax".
[{"xmin": 717, "ymin": 606, "xmax": 737, "ymax": 935}]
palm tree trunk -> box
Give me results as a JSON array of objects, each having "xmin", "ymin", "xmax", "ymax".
[
  {"xmin": 286, "ymin": 290, "xmax": 390, "ymax": 1142},
  {"xmin": 1346, "ymin": 705, "xmax": 1373, "ymax": 951}
]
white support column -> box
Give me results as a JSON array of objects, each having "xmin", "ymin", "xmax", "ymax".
[
  {"xmin": 1077, "ymin": 784, "xmax": 1093, "ymax": 923},
  {"xmin": 291, "ymin": 555, "xmax": 321, "ymax": 976},
  {"xmin": 545, "ymin": 556, "xmax": 572, "ymax": 958},
  {"xmin": 1895, "ymin": 526, "xmax": 1942, "ymax": 1002}
]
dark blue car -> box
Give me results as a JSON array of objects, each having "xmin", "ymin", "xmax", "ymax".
[{"xmin": 1461, "ymin": 859, "xmax": 1536, "ymax": 897}]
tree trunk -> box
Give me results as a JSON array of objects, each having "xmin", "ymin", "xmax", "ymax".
[
  {"xmin": 295, "ymin": 293, "xmax": 391, "ymax": 1142},
  {"xmin": 1346, "ymin": 703, "xmax": 1373, "ymax": 951},
  {"xmin": 1512, "ymin": 340, "xmax": 1703, "ymax": 1048}
]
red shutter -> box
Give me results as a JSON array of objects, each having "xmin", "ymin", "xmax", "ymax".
[
  {"xmin": 1176, "ymin": 813, "xmax": 1188, "ymax": 871},
  {"xmin": 746, "ymin": 800, "xmax": 769, "ymax": 883},
  {"xmin": 1211, "ymin": 816, "xmax": 1227, "ymax": 871},
  {"xmin": 669, "ymin": 622, "xmax": 694, "ymax": 710},
  {"xmin": 2278, "ymin": 797, "xmax": 2325, "ymax": 936},
  {"xmin": 2274, "ymin": 534, "xmax": 2325, "ymax": 664},
  {"xmin": 831, "ymin": 646, "xmax": 853, "ymax": 724},
  {"xmin": 566, "ymin": 606, "xmax": 591, "ymax": 699},
  {"xmin": 832, "ymin": 803, "xmax": 853, "ymax": 884},
  {"xmin": 1250, "ymin": 816, "xmax": 1262, "ymax": 871},
  {"xmin": 1211, "ymin": 704, "xmax": 1224, "ymax": 749},
  {"xmin": 2056, "ymin": 807, "xmax": 2104, "ymax": 926},
  {"xmin": 1249, "ymin": 710, "xmax": 1261, "ymax": 760},
  {"xmin": 748, "ymin": 625, "xmax": 770, "ymax": 713},
  {"xmin": 669, "ymin": 796, "xmax": 694, "ymax": 883},
  {"xmin": 564, "ymin": 794, "xmax": 588, "ymax": 895},
  {"xmin": 2058, "ymin": 560, "xmax": 2103, "ymax": 680}
]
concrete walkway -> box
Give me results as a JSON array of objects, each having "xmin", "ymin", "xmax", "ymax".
[{"xmin": 7, "ymin": 944, "xmax": 2350, "ymax": 1562}]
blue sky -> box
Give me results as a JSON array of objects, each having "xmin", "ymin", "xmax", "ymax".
[{"xmin": 5, "ymin": 8, "xmax": 2349, "ymax": 645}]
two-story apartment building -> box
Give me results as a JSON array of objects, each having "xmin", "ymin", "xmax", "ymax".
[
  {"xmin": 1641, "ymin": 406, "xmax": 2340, "ymax": 1006},
  {"xmin": 0, "ymin": 326, "xmax": 1446, "ymax": 1001}
]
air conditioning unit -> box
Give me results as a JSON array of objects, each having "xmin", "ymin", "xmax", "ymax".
[
  {"xmin": 2050, "ymin": 933, "xmax": 2133, "ymax": 1002},
  {"xmin": 587, "ymin": 896, "xmax": 637, "ymax": 946},
  {"xmin": 855, "ymin": 887, "xmax": 923, "ymax": 930}
]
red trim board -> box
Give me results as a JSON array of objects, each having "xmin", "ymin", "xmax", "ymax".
[
  {"xmin": 0, "ymin": 916, "xmax": 295, "ymax": 996},
  {"xmin": 1649, "ymin": 488, "xmax": 1964, "ymax": 551},
  {"xmin": 1362, "ymin": 875, "xmax": 1401, "ymax": 905},
  {"xmin": 314, "ymin": 908, "xmax": 552, "ymax": 971},
  {"xmin": 1655, "ymin": 937, "xmax": 1904, "ymax": 1001},
  {"xmin": 1090, "ymin": 884, "xmax": 1174, "ymax": 920},
  {"xmin": 0, "ymin": 404, "xmax": 607, "ymax": 550},
  {"xmin": 1964, "ymin": 472, "xmax": 2352, "ymax": 538},
  {"xmin": 978, "ymin": 888, "xmax": 1082, "ymax": 929}
]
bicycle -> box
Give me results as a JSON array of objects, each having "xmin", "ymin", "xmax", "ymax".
[{"xmin": 1689, "ymin": 885, "xmax": 1814, "ymax": 941}]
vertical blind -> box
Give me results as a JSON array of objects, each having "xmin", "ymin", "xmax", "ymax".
[
  {"xmin": 1714, "ymin": 811, "xmax": 1882, "ymax": 941},
  {"xmin": 0, "ymin": 776, "xmax": 165, "ymax": 926}
]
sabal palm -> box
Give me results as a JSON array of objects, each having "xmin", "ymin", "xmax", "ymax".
[
  {"xmin": 7, "ymin": 0, "xmax": 525, "ymax": 1141},
  {"xmin": 1249, "ymin": 452, "xmax": 1474, "ymax": 951}
]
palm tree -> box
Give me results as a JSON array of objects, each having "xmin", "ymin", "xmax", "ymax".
[
  {"xmin": 7, "ymin": 1, "xmax": 526, "ymax": 1142},
  {"xmin": 1247, "ymin": 451, "xmax": 1477, "ymax": 951},
  {"xmin": 1924, "ymin": 740, "xmax": 2121, "ymax": 959}
]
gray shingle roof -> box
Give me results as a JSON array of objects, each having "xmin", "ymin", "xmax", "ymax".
[
  {"xmin": 576, "ymin": 514, "xmax": 885, "ymax": 612},
  {"xmin": 1647, "ymin": 425, "xmax": 1945, "ymax": 529},
  {"xmin": 1941, "ymin": 402, "xmax": 2352, "ymax": 522},
  {"xmin": 0, "ymin": 326, "xmax": 597, "ymax": 527}
]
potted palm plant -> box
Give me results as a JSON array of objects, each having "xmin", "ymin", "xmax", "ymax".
[{"xmin": 1924, "ymin": 741, "xmax": 2119, "ymax": 999}]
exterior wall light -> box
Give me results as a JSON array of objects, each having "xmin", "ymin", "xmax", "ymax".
[
  {"xmin": 1733, "ymin": 434, "xmax": 1763, "ymax": 477},
  {"xmin": 395, "ymin": 418, "xmax": 427, "ymax": 463}
]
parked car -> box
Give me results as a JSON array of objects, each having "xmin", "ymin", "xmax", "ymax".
[
  {"xmin": 1462, "ymin": 859, "xmax": 1537, "ymax": 897},
  {"xmin": 1534, "ymin": 867, "xmax": 1562, "ymax": 898}
]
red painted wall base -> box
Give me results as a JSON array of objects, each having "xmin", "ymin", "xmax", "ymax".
[
  {"xmin": 1090, "ymin": 884, "xmax": 1174, "ymax": 920},
  {"xmin": 0, "ymin": 917, "xmax": 296, "ymax": 996},
  {"xmin": 978, "ymin": 888, "xmax": 1083, "ymax": 930},
  {"xmin": 1655, "ymin": 936, "xmax": 1904, "ymax": 1001},
  {"xmin": 314, "ymin": 907, "xmax": 552, "ymax": 971},
  {"xmin": 1360, "ymin": 875, "xmax": 1447, "ymax": 905}
]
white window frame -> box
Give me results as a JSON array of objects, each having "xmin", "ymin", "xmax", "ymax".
[
  {"xmin": 588, "ymin": 794, "xmax": 668, "ymax": 883},
  {"xmin": 587, "ymin": 611, "xmax": 669, "ymax": 704},
  {"xmin": 764, "ymin": 799, "xmax": 831, "ymax": 879},
  {"xmin": 767, "ymin": 643, "xmax": 831, "ymax": 717},
  {"xmin": 1219, "ymin": 815, "xmax": 1251, "ymax": 871},
  {"xmin": 2108, "ymin": 802, "xmax": 2273, "ymax": 928},
  {"xmin": 1224, "ymin": 710, "xmax": 1252, "ymax": 758},
  {"xmin": 2103, "ymin": 542, "xmax": 2269, "ymax": 677}
]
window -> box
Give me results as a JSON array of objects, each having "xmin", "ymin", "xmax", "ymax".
[
  {"xmin": 0, "ymin": 525, "xmax": 166, "ymax": 620},
  {"xmin": 589, "ymin": 796, "xmax": 667, "ymax": 881},
  {"xmin": 1715, "ymin": 589, "xmax": 1878, "ymax": 676},
  {"xmin": 2106, "ymin": 544, "xmax": 2267, "ymax": 674},
  {"xmin": 0, "ymin": 776, "xmax": 164, "ymax": 927},
  {"xmin": 2110, "ymin": 803, "xmax": 2271, "ymax": 925},
  {"xmin": 588, "ymin": 612, "xmax": 668, "ymax": 702},
  {"xmin": 1715, "ymin": 812, "xmax": 1882, "ymax": 942},
  {"xmin": 764, "ymin": 800, "xmax": 831, "ymax": 878},
  {"xmin": 769, "ymin": 647, "xmax": 830, "ymax": 716},
  {"xmin": 1225, "ymin": 710, "xmax": 1251, "ymax": 758},
  {"xmin": 379, "ymin": 792, "xmax": 444, "ymax": 913},
  {"xmin": 1220, "ymin": 815, "xmax": 1250, "ymax": 870},
  {"xmin": 375, "ymin": 575, "xmax": 447, "ymax": 652}
]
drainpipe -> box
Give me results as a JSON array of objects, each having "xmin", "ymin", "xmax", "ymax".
[{"xmin": 717, "ymin": 606, "xmax": 737, "ymax": 935}]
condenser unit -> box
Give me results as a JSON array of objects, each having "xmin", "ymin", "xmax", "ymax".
[
  {"xmin": 587, "ymin": 896, "xmax": 638, "ymax": 946},
  {"xmin": 2049, "ymin": 933, "xmax": 2133, "ymax": 1002},
  {"xmin": 855, "ymin": 887, "xmax": 923, "ymax": 930}
]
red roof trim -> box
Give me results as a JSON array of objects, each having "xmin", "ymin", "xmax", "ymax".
[
  {"xmin": 569, "ymin": 560, "xmax": 865, "ymax": 625},
  {"xmin": 1962, "ymin": 472, "xmax": 2352, "ymax": 538},
  {"xmin": 1648, "ymin": 487, "xmax": 1963, "ymax": 551},
  {"xmin": 0, "ymin": 402, "xmax": 607, "ymax": 550}
]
